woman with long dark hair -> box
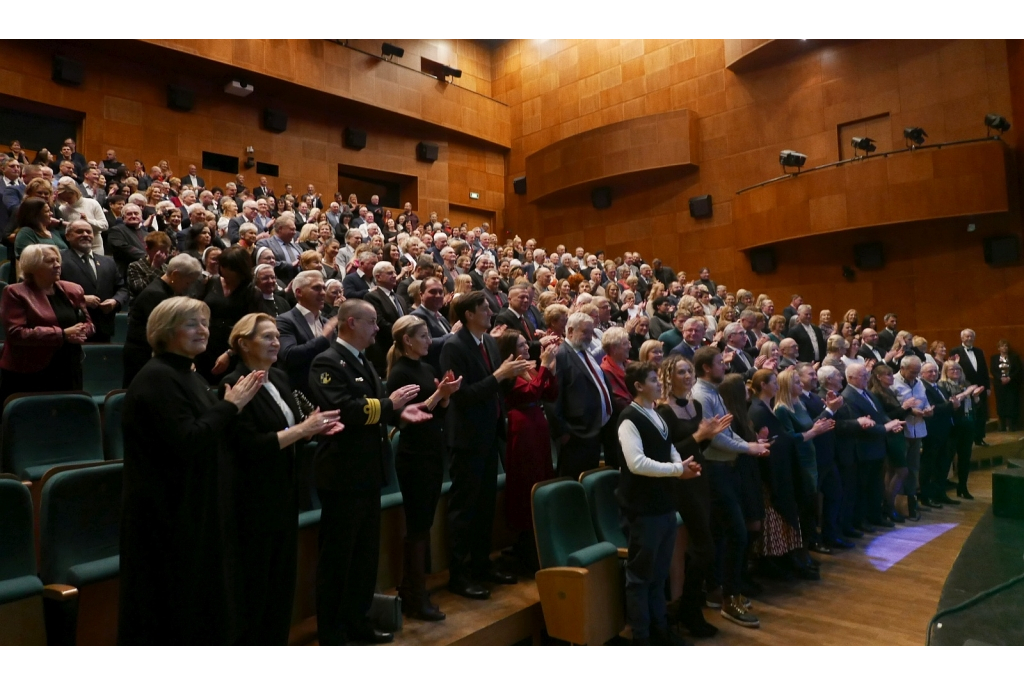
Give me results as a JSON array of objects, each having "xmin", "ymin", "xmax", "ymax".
[{"xmin": 195, "ymin": 246, "xmax": 257, "ymax": 383}]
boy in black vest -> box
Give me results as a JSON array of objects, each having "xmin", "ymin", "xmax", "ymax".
[{"xmin": 617, "ymin": 361, "xmax": 701, "ymax": 645}]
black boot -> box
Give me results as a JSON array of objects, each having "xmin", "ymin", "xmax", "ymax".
[
  {"xmin": 676, "ymin": 594, "xmax": 718, "ymax": 638},
  {"xmin": 402, "ymin": 538, "xmax": 445, "ymax": 621},
  {"xmin": 906, "ymin": 496, "xmax": 921, "ymax": 521}
]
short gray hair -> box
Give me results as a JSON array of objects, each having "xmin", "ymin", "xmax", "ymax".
[
  {"xmin": 292, "ymin": 269, "xmax": 324, "ymax": 293},
  {"xmin": 900, "ymin": 355, "xmax": 922, "ymax": 370},
  {"xmin": 19, "ymin": 244, "xmax": 61, "ymax": 279},
  {"xmin": 147, "ymin": 296, "xmax": 211, "ymax": 353},
  {"xmin": 601, "ymin": 326, "xmax": 629, "ymax": 351},
  {"xmin": 845, "ymin": 361, "xmax": 867, "ymax": 382},
  {"xmin": 724, "ymin": 322, "xmax": 744, "ymax": 338},
  {"xmin": 817, "ymin": 366, "xmax": 841, "ymax": 386},
  {"xmin": 372, "ymin": 261, "xmax": 395, "ymax": 279},
  {"xmin": 166, "ymin": 253, "xmax": 202, "ymax": 277},
  {"xmin": 566, "ymin": 311, "xmax": 593, "ymax": 333}
]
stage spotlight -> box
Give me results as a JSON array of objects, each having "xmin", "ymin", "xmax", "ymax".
[
  {"xmin": 985, "ymin": 113, "xmax": 1011, "ymax": 135},
  {"xmin": 851, "ymin": 137, "xmax": 876, "ymax": 156},
  {"xmin": 381, "ymin": 43, "xmax": 404, "ymax": 60},
  {"xmin": 779, "ymin": 150, "xmax": 806, "ymax": 172},
  {"xmin": 904, "ymin": 127, "xmax": 927, "ymax": 147},
  {"xmin": 442, "ymin": 66, "xmax": 463, "ymax": 81}
]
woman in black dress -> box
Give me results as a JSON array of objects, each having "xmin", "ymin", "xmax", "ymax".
[
  {"xmin": 656, "ymin": 355, "xmax": 731, "ymax": 638},
  {"xmin": 868, "ymin": 363, "xmax": 915, "ymax": 522},
  {"xmin": 220, "ymin": 313, "xmax": 342, "ymax": 644},
  {"xmin": 195, "ymin": 246, "xmax": 257, "ymax": 383},
  {"xmin": 253, "ymin": 264, "xmax": 292, "ymax": 317},
  {"xmin": 992, "ymin": 339, "xmax": 1022, "ymax": 432},
  {"xmin": 385, "ymin": 315, "xmax": 462, "ymax": 621},
  {"xmin": 119, "ymin": 296, "xmax": 264, "ymax": 645}
]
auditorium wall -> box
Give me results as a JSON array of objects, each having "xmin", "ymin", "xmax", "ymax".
[
  {"xmin": 492, "ymin": 38, "xmax": 1024, "ymax": 349},
  {"xmin": 0, "ymin": 40, "xmax": 507, "ymax": 229}
]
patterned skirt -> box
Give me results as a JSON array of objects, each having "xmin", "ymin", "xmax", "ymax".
[{"xmin": 758, "ymin": 485, "xmax": 803, "ymax": 557}]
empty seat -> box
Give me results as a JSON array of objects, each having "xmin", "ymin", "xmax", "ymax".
[
  {"xmin": 2, "ymin": 393, "xmax": 104, "ymax": 481},
  {"xmin": 82, "ymin": 344, "xmax": 124, "ymax": 404},
  {"xmin": 0, "ymin": 261, "xmax": 11, "ymax": 284},
  {"xmin": 111, "ymin": 312, "xmax": 128, "ymax": 344},
  {"xmin": 0, "ymin": 477, "xmax": 46, "ymax": 645},
  {"xmin": 39, "ymin": 463, "xmax": 122, "ymax": 646},
  {"xmin": 579, "ymin": 467, "xmax": 628, "ymax": 557},
  {"xmin": 531, "ymin": 478, "xmax": 624, "ymax": 645},
  {"xmin": 101, "ymin": 391, "xmax": 126, "ymax": 461}
]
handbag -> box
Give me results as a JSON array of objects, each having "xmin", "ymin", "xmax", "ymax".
[{"xmin": 368, "ymin": 593, "xmax": 402, "ymax": 632}]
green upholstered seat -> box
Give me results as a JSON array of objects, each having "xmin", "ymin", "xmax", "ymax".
[
  {"xmin": 532, "ymin": 479, "xmax": 618, "ymax": 569},
  {"xmin": 39, "ymin": 463, "xmax": 122, "ymax": 587},
  {"xmin": 82, "ymin": 344, "xmax": 124, "ymax": 404},
  {"xmin": 2, "ymin": 393, "xmax": 104, "ymax": 481},
  {"xmin": 111, "ymin": 312, "xmax": 128, "ymax": 344},
  {"xmin": 579, "ymin": 468, "xmax": 628, "ymax": 551},
  {"xmin": 380, "ymin": 432, "xmax": 403, "ymax": 510},
  {"xmin": 0, "ymin": 479, "xmax": 40, "ymax": 606},
  {"xmin": 101, "ymin": 391, "xmax": 126, "ymax": 461},
  {"xmin": 0, "ymin": 261, "xmax": 11, "ymax": 284}
]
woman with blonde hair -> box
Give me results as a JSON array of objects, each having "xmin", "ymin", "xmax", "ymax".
[
  {"xmin": 843, "ymin": 309, "xmax": 860, "ymax": 335},
  {"xmin": 218, "ymin": 198, "xmax": 239, "ymax": 234},
  {"xmin": 638, "ymin": 339, "xmax": 664, "ymax": 364},
  {"xmin": 219, "ymin": 313, "xmax": 342, "ymax": 644},
  {"xmin": 821, "ymin": 335, "xmax": 850, "ymax": 377},
  {"xmin": 940, "ymin": 360, "xmax": 984, "ymax": 499},
  {"xmin": 56, "ymin": 177, "xmax": 107, "ymax": 254},
  {"xmin": 645, "ymin": 281, "xmax": 666, "ymax": 317},
  {"xmin": 386, "ymin": 314, "xmax": 462, "ymax": 621}
]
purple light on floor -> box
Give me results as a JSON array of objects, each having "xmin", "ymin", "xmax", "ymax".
[{"xmin": 864, "ymin": 523, "xmax": 958, "ymax": 572}]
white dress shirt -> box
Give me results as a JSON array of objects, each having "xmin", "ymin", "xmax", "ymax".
[
  {"xmin": 295, "ymin": 304, "xmax": 323, "ymax": 337},
  {"xmin": 803, "ymin": 323, "xmax": 820, "ymax": 359}
]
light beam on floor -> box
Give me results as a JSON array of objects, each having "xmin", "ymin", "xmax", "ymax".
[{"xmin": 864, "ymin": 523, "xmax": 958, "ymax": 572}]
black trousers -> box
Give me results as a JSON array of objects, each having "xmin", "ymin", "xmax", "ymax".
[
  {"xmin": 920, "ymin": 435, "xmax": 945, "ymax": 500},
  {"xmin": 122, "ymin": 344, "xmax": 151, "ymax": 388},
  {"xmin": 448, "ymin": 444, "xmax": 500, "ymax": 582},
  {"xmin": 676, "ymin": 476, "xmax": 714, "ymax": 606},
  {"xmin": 973, "ymin": 396, "xmax": 989, "ymax": 442},
  {"xmin": 816, "ymin": 456, "xmax": 843, "ymax": 540},
  {"xmin": 232, "ymin": 523, "xmax": 297, "ymax": 645},
  {"xmin": 856, "ymin": 458, "xmax": 885, "ymax": 525},
  {"xmin": 600, "ymin": 419, "xmax": 622, "ymax": 470},
  {"xmin": 315, "ymin": 489, "xmax": 380, "ymax": 646},
  {"xmin": 396, "ymin": 449, "xmax": 444, "ymax": 538},
  {"xmin": 836, "ymin": 454, "xmax": 858, "ymax": 533},
  {"xmin": 556, "ymin": 433, "xmax": 602, "ymax": 480},
  {"xmin": 952, "ymin": 421, "xmax": 975, "ymax": 487}
]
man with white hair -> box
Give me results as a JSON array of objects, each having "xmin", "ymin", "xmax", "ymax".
[
  {"xmin": 533, "ymin": 266, "xmax": 553, "ymax": 296},
  {"xmin": 429, "ymin": 231, "xmax": 448, "ymax": 265},
  {"xmin": 276, "ymin": 270, "xmax": 335, "ymax": 396},
  {"xmin": 546, "ymin": 311, "xmax": 613, "ymax": 480},
  {"xmin": 229, "ymin": 200, "xmax": 259, "ymax": 244},
  {"xmin": 364, "ymin": 260, "xmax": 404, "ymax": 376},
  {"xmin": 325, "ymin": 202, "xmax": 343, "ymax": 230},
  {"xmin": 920, "ymin": 361, "xmax": 961, "ymax": 507},
  {"xmin": 338, "ymin": 229, "xmax": 363, "ymax": 273},
  {"xmin": 892, "ymin": 355, "xmax": 932, "ymax": 521},
  {"xmin": 950, "ymin": 328, "xmax": 991, "ymax": 446},
  {"xmin": 469, "ymin": 253, "xmax": 493, "ymax": 292},
  {"xmin": 778, "ymin": 337, "xmax": 800, "ymax": 370},
  {"xmin": 523, "ymin": 247, "xmax": 545, "ymax": 282}
]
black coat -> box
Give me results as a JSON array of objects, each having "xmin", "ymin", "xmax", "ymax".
[
  {"xmin": 58, "ymin": 249, "xmax": 129, "ymax": 340},
  {"xmin": 787, "ymin": 323, "xmax": 826, "ymax": 363},
  {"xmin": 275, "ymin": 306, "xmax": 331, "ymax": 397},
  {"xmin": 748, "ymin": 396, "xmax": 802, "ymax": 528},
  {"xmin": 308, "ymin": 340, "xmax": 396, "ymax": 493},
  {"xmin": 439, "ymin": 327, "xmax": 507, "ymax": 450},
  {"xmin": 364, "ymin": 287, "xmax": 404, "ymax": 378},
  {"xmin": 949, "ymin": 345, "xmax": 990, "ymax": 390},
  {"xmin": 107, "ymin": 222, "xmax": 148, "ymax": 277},
  {"xmin": 544, "ymin": 341, "xmax": 608, "ymax": 441},
  {"xmin": 341, "ymin": 270, "xmax": 372, "ymax": 300},
  {"xmin": 410, "ymin": 304, "xmax": 453, "ymax": 374},
  {"xmin": 839, "ymin": 384, "xmax": 890, "ymax": 461},
  {"xmin": 924, "ymin": 381, "xmax": 956, "ymax": 445},
  {"xmin": 119, "ymin": 352, "xmax": 239, "ymax": 645}
]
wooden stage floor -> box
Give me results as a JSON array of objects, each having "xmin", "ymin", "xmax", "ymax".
[{"xmin": 301, "ymin": 454, "xmax": 1011, "ymax": 646}]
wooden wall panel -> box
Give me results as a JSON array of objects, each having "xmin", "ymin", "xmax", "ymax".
[{"xmin": 0, "ymin": 41, "xmax": 504, "ymax": 231}]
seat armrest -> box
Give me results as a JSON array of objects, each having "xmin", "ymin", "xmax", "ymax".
[
  {"xmin": 42, "ymin": 584, "xmax": 78, "ymax": 601},
  {"xmin": 566, "ymin": 541, "xmax": 619, "ymax": 568}
]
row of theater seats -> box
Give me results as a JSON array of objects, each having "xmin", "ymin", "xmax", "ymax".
[
  {"xmin": 0, "ymin": 389, "xmax": 509, "ymax": 645},
  {"xmin": 530, "ymin": 469, "xmax": 683, "ymax": 645}
]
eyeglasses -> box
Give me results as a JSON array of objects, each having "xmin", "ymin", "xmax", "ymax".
[{"xmin": 352, "ymin": 317, "xmax": 378, "ymax": 325}]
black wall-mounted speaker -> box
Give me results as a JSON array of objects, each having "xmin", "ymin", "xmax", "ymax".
[
  {"xmin": 984, "ymin": 235, "xmax": 1020, "ymax": 266},
  {"xmin": 513, "ymin": 176, "xmax": 527, "ymax": 195},
  {"xmin": 263, "ymin": 108, "xmax": 288, "ymax": 133},
  {"xmin": 167, "ymin": 86, "xmax": 195, "ymax": 112},
  {"xmin": 750, "ymin": 247, "xmax": 776, "ymax": 274},
  {"xmin": 52, "ymin": 56, "xmax": 83, "ymax": 86},
  {"xmin": 689, "ymin": 194, "xmax": 713, "ymax": 218},
  {"xmin": 344, "ymin": 128, "xmax": 367, "ymax": 150},
  {"xmin": 416, "ymin": 142, "xmax": 439, "ymax": 162},
  {"xmin": 591, "ymin": 186, "xmax": 612, "ymax": 210},
  {"xmin": 854, "ymin": 242, "xmax": 885, "ymax": 270}
]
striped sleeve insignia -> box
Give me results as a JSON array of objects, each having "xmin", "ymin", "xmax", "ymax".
[{"xmin": 363, "ymin": 398, "xmax": 381, "ymax": 425}]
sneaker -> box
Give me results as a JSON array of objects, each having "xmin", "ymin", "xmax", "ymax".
[
  {"xmin": 704, "ymin": 587, "xmax": 723, "ymax": 608},
  {"xmin": 737, "ymin": 594, "xmax": 752, "ymax": 608},
  {"xmin": 721, "ymin": 595, "xmax": 760, "ymax": 629}
]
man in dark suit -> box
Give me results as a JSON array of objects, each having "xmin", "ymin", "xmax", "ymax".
[
  {"xmin": 341, "ymin": 247, "xmax": 377, "ymax": 300},
  {"xmin": 494, "ymin": 283, "xmax": 558, "ymax": 361},
  {"xmin": 950, "ymin": 328, "xmax": 991, "ymax": 446},
  {"xmin": 397, "ymin": 257, "xmax": 434, "ymax": 313},
  {"xmin": 781, "ymin": 294, "xmax": 802, "ymax": 325},
  {"xmin": 840, "ymin": 363, "xmax": 903, "ymax": 531},
  {"xmin": 651, "ymin": 258, "xmax": 675, "ymax": 287},
  {"xmin": 481, "ymin": 269, "xmax": 506, "ymax": 319},
  {"xmin": 256, "ymin": 215, "xmax": 303, "ymax": 283},
  {"xmin": 858, "ymin": 328, "xmax": 890, "ymax": 366},
  {"xmin": 252, "ymin": 177, "xmax": 274, "ymax": 200},
  {"xmin": 276, "ymin": 270, "xmax": 334, "ymax": 398},
  {"xmin": 228, "ymin": 200, "xmax": 259, "ymax": 244},
  {"xmin": 308, "ymin": 299, "xmax": 429, "ymax": 645},
  {"xmin": 182, "ymin": 164, "xmax": 204, "ymax": 189},
  {"xmin": 469, "ymin": 254, "xmax": 492, "ymax": 292},
  {"xmin": 546, "ymin": 311, "xmax": 613, "ymax": 480},
  {"xmin": 410, "ymin": 276, "xmax": 459, "ymax": 373},
  {"xmin": 787, "ymin": 305, "xmax": 826, "ymax": 363},
  {"xmin": 441, "ymin": 292, "xmax": 532, "ymax": 599},
  {"xmin": 876, "ymin": 313, "xmax": 899, "ymax": 353},
  {"xmin": 921, "ymin": 361, "xmax": 959, "ymax": 506},
  {"xmin": 720, "ymin": 323, "xmax": 758, "ymax": 380},
  {"xmin": 59, "ymin": 221, "xmax": 129, "ymax": 343},
  {"xmin": 364, "ymin": 262, "xmax": 405, "ymax": 377},
  {"xmin": 107, "ymin": 203, "xmax": 149, "ymax": 277}
]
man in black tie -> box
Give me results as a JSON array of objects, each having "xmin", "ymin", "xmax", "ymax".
[
  {"xmin": 493, "ymin": 283, "xmax": 558, "ymax": 360},
  {"xmin": 667, "ymin": 317, "xmax": 705, "ymax": 359},
  {"xmin": 276, "ymin": 270, "xmax": 335, "ymax": 397},
  {"xmin": 364, "ymin": 261, "xmax": 405, "ymax": 377},
  {"xmin": 546, "ymin": 311, "xmax": 613, "ymax": 480},
  {"xmin": 950, "ymin": 328, "xmax": 991, "ymax": 446},
  {"xmin": 482, "ymin": 269, "xmax": 506, "ymax": 319},
  {"xmin": 309, "ymin": 299, "xmax": 429, "ymax": 645},
  {"xmin": 441, "ymin": 291, "xmax": 532, "ymax": 599},
  {"xmin": 410, "ymin": 276, "xmax": 460, "ymax": 373},
  {"xmin": 59, "ymin": 221, "xmax": 129, "ymax": 343},
  {"xmin": 183, "ymin": 164, "xmax": 204, "ymax": 189},
  {"xmin": 721, "ymin": 322, "xmax": 758, "ymax": 380},
  {"xmin": 920, "ymin": 361, "xmax": 959, "ymax": 506},
  {"xmin": 840, "ymin": 363, "xmax": 905, "ymax": 531},
  {"xmin": 738, "ymin": 310, "xmax": 762, "ymax": 351},
  {"xmin": 397, "ymin": 256, "xmax": 434, "ymax": 313},
  {"xmin": 341, "ymin": 247, "xmax": 377, "ymax": 300}
]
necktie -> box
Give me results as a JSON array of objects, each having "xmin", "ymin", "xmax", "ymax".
[
  {"xmin": 479, "ymin": 341, "xmax": 492, "ymax": 372},
  {"xmin": 736, "ymin": 348, "xmax": 751, "ymax": 369},
  {"xmin": 861, "ymin": 389, "xmax": 878, "ymax": 412},
  {"xmin": 390, "ymin": 291, "xmax": 403, "ymax": 316},
  {"xmin": 437, "ymin": 312, "xmax": 451, "ymax": 333},
  {"xmin": 581, "ymin": 350, "xmax": 612, "ymax": 417},
  {"xmin": 81, "ymin": 252, "xmax": 96, "ymax": 280}
]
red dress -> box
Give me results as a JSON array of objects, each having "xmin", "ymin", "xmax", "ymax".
[{"xmin": 504, "ymin": 366, "xmax": 558, "ymax": 532}]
